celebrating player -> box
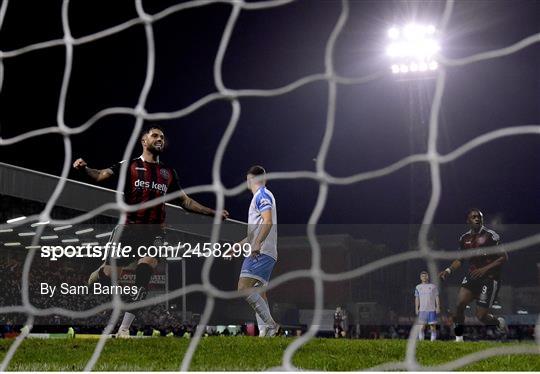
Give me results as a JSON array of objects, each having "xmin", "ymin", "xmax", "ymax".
[
  {"xmin": 414, "ymin": 271, "xmax": 440, "ymax": 341},
  {"xmin": 439, "ymin": 208, "xmax": 508, "ymax": 342},
  {"xmin": 235, "ymin": 165, "xmax": 279, "ymax": 337},
  {"xmin": 73, "ymin": 125, "xmax": 228, "ymax": 337}
]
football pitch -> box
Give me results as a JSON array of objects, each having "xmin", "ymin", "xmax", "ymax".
[{"xmin": 0, "ymin": 337, "xmax": 538, "ymax": 371}]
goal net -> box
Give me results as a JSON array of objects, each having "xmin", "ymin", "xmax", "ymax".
[{"xmin": 0, "ymin": 0, "xmax": 539, "ymax": 371}]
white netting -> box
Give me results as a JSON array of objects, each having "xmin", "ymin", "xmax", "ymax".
[{"xmin": 0, "ymin": 0, "xmax": 539, "ymax": 371}]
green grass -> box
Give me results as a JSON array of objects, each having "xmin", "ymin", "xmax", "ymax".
[{"xmin": 0, "ymin": 337, "xmax": 538, "ymax": 371}]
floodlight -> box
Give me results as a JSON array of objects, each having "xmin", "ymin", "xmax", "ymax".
[
  {"xmin": 18, "ymin": 232, "xmax": 36, "ymax": 237},
  {"xmin": 388, "ymin": 27, "xmax": 399, "ymax": 39},
  {"xmin": 54, "ymin": 225, "xmax": 73, "ymax": 231},
  {"xmin": 7, "ymin": 216, "xmax": 26, "ymax": 223},
  {"xmin": 4, "ymin": 242, "xmax": 21, "ymax": 246},
  {"xmin": 386, "ymin": 23, "xmax": 440, "ymax": 77},
  {"xmin": 41, "ymin": 235, "xmax": 58, "ymax": 240},
  {"xmin": 75, "ymin": 228, "xmax": 94, "ymax": 235}
]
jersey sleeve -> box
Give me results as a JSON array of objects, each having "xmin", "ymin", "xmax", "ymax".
[
  {"xmin": 107, "ymin": 160, "xmax": 126, "ymax": 175},
  {"xmin": 487, "ymin": 230, "xmax": 500, "ymax": 246},
  {"xmin": 488, "ymin": 230, "xmax": 508, "ymax": 260},
  {"xmin": 256, "ymin": 190, "xmax": 273, "ymax": 213},
  {"xmin": 433, "ymin": 286, "xmax": 439, "ymax": 297},
  {"xmin": 168, "ymin": 169, "xmax": 185, "ymax": 197},
  {"xmin": 414, "ymin": 286, "xmax": 419, "ymax": 297}
]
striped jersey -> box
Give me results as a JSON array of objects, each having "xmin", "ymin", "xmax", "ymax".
[
  {"xmin": 459, "ymin": 226, "xmax": 503, "ymax": 279},
  {"xmin": 109, "ymin": 156, "xmax": 182, "ymax": 224},
  {"xmin": 247, "ymin": 186, "xmax": 277, "ymax": 260}
]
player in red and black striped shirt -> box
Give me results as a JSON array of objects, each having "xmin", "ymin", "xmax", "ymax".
[
  {"xmin": 73, "ymin": 125, "xmax": 228, "ymax": 336},
  {"xmin": 439, "ymin": 209, "xmax": 508, "ymax": 341}
]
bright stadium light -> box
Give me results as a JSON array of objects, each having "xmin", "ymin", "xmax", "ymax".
[
  {"xmin": 25, "ymin": 245, "xmax": 42, "ymax": 249},
  {"xmin": 387, "ymin": 27, "xmax": 400, "ymax": 39},
  {"xmin": 62, "ymin": 238, "xmax": 80, "ymax": 243},
  {"xmin": 386, "ymin": 23, "xmax": 440, "ymax": 77},
  {"xmin": 0, "ymin": 228, "xmax": 14, "ymax": 233},
  {"xmin": 75, "ymin": 228, "xmax": 94, "ymax": 235},
  {"xmin": 18, "ymin": 232, "xmax": 36, "ymax": 237},
  {"xmin": 6, "ymin": 216, "xmax": 26, "ymax": 223},
  {"xmin": 95, "ymin": 231, "xmax": 112, "ymax": 238},
  {"xmin": 517, "ymin": 310, "xmax": 528, "ymax": 315},
  {"xmin": 31, "ymin": 220, "xmax": 50, "ymax": 227},
  {"xmin": 81, "ymin": 242, "xmax": 99, "ymax": 246},
  {"xmin": 4, "ymin": 242, "xmax": 21, "ymax": 247},
  {"xmin": 54, "ymin": 225, "xmax": 73, "ymax": 231},
  {"xmin": 41, "ymin": 235, "xmax": 58, "ymax": 240}
]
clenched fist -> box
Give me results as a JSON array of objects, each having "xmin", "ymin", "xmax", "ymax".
[{"xmin": 73, "ymin": 158, "xmax": 87, "ymax": 170}]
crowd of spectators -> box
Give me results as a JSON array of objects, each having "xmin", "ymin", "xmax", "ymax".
[
  {"xmin": 1, "ymin": 254, "xmax": 536, "ymax": 340},
  {"xmin": 0, "ymin": 253, "xmax": 183, "ymax": 331}
]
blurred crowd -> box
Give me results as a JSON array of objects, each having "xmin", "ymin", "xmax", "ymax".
[
  {"xmin": 1, "ymin": 256, "xmax": 536, "ymax": 340},
  {"xmin": 0, "ymin": 254, "xmax": 182, "ymax": 330}
]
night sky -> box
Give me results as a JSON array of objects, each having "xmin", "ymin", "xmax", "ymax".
[{"xmin": 0, "ymin": 0, "xmax": 539, "ymax": 229}]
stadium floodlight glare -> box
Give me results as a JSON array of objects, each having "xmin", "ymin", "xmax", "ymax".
[
  {"xmin": 25, "ymin": 245, "xmax": 42, "ymax": 249},
  {"xmin": 75, "ymin": 228, "xmax": 95, "ymax": 235},
  {"xmin": 387, "ymin": 27, "xmax": 400, "ymax": 39},
  {"xmin": 62, "ymin": 238, "xmax": 80, "ymax": 243},
  {"xmin": 81, "ymin": 242, "xmax": 99, "ymax": 247},
  {"xmin": 54, "ymin": 224, "xmax": 73, "ymax": 231},
  {"xmin": 41, "ymin": 235, "xmax": 59, "ymax": 240},
  {"xmin": 31, "ymin": 220, "xmax": 50, "ymax": 227},
  {"xmin": 492, "ymin": 304, "xmax": 502, "ymax": 310},
  {"xmin": 4, "ymin": 242, "xmax": 22, "ymax": 247},
  {"xmin": 517, "ymin": 310, "xmax": 528, "ymax": 315},
  {"xmin": 386, "ymin": 23, "xmax": 440, "ymax": 77},
  {"xmin": 7, "ymin": 216, "xmax": 26, "ymax": 223},
  {"xmin": 95, "ymin": 231, "xmax": 112, "ymax": 238},
  {"xmin": 18, "ymin": 232, "xmax": 36, "ymax": 237},
  {"xmin": 0, "ymin": 228, "xmax": 14, "ymax": 233}
]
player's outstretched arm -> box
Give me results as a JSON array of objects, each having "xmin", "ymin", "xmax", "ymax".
[
  {"xmin": 439, "ymin": 259, "xmax": 461, "ymax": 280},
  {"xmin": 179, "ymin": 192, "xmax": 229, "ymax": 220},
  {"xmin": 415, "ymin": 295, "xmax": 419, "ymax": 315},
  {"xmin": 73, "ymin": 158, "xmax": 114, "ymax": 183}
]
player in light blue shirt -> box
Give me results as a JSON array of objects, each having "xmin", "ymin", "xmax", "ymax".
[
  {"xmin": 237, "ymin": 165, "xmax": 279, "ymax": 337},
  {"xmin": 415, "ymin": 270, "xmax": 440, "ymax": 341}
]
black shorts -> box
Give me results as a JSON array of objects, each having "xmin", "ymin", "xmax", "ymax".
[
  {"xmin": 105, "ymin": 224, "xmax": 166, "ymax": 266},
  {"xmin": 461, "ymin": 275, "xmax": 501, "ymax": 308}
]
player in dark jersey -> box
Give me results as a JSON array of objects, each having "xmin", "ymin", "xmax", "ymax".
[
  {"xmin": 439, "ymin": 209, "xmax": 508, "ymax": 342},
  {"xmin": 334, "ymin": 306, "xmax": 346, "ymax": 338},
  {"xmin": 73, "ymin": 125, "xmax": 228, "ymax": 336}
]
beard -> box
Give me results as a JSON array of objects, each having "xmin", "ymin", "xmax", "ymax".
[{"xmin": 149, "ymin": 143, "xmax": 164, "ymax": 154}]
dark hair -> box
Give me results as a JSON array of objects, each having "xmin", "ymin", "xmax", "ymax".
[
  {"xmin": 141, "ymin": 125, "xmax": 165, "ymax": 140},
  {"xmin": 420, "ymin": 270, "xmax": 429, "ymax": 275},
  {"xmin": 247, "ymin": 165, "xmax": 266, "ymax": 176},
  {"xmin": 466, "ymin": 208, "xmax": 483, "ymax": 219}
]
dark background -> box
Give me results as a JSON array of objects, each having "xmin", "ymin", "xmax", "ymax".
[{"xmin": 0, "ymin": 0, "xmax": 539, "ymax": 226}]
